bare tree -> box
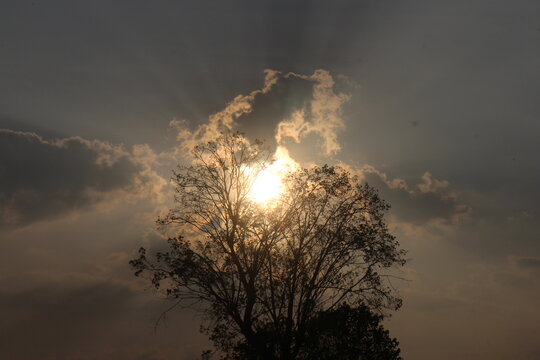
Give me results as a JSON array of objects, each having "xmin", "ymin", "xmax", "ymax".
[{"xmin": 131, "ymin": 133, "xmax": 406, "ymax": 360}]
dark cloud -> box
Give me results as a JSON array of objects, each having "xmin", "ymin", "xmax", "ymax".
[
  {"xmin": 0, "ymin": 129, "xmax": 150, "ymax": 229},
  {"xmin": 0, "ymin": 282, "xmax": 135, "ymax": 359},
  {"xmin": 237, "ymin": 73, "xmax": 313, "ymax": 143},
  {"xmin": 515, "ymin": 257, "xmax": 540, "ymax": 270},
  {"xmin": 0, "ymin": 115, "xmax": 67, "ymax": 139},
  {"xmin": 444, "ymin": 211, "xmax": 540, "ymax": 259},
  {"xmin": 388, "ymin": 253, "xmax": 540, "ymax": 360},
  {"xmin": 0, "ymin": 279, "xmax": 205, "ymax": 360},
  {"xmin": 0, "ymin": 205, "xmax": 205, "ymax": 359},
  {"xmin": 360, "ymin": 169, "xmax": 469, "ymax": 225}
]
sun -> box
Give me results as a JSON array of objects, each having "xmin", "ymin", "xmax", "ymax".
[
  {"xmin": 247, "ymin": 146, "xmax": 299, "ymax": 206},
  {"xmin": 250, "ymin": 166, "xmax": 284, "ymax": 204}
]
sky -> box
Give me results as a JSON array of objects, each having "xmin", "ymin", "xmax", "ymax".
[{"xmin": 1, "ymin": 0, "xmax": 540, "ymax": 359}]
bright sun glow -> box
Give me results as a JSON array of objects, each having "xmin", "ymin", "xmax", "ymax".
[
  {"xmin": 248, "ymin": 146, "xmax": 299, "ymax": 206},
  {"xmin": 251, "ymin": 166, "xmax": 284, "ymax": 204}
]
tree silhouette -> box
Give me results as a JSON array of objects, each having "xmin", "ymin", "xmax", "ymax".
[
  {"xmin": 131, "ymin": 133, "xmax": 406, "ymax": 360},
  {"xmin": 207, "ymin": 303, "xmax": 401, "ymax": 360}
]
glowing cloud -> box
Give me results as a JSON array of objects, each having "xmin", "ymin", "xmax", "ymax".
[
  {"xmin": 275, "ymin": 70, "xmax": 351, "ymax": 156},
  {"xmin": 172, "ymin": 69, "xmax": 351, "ymax": 160}
]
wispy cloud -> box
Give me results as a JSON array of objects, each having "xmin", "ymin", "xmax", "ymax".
[
  {"xmin": 171, "ymin": 69, "xmax": 351, "ymax": 157},
  {"xmin": 275, "ymin": 70, "xmax": 351, "ymax": 156},
  {"xmin": 170, "ymin": 69, "xmax": 281, "ymax": 154},
  {"xmin": 338, "ymin": 163, "xmax": 471, "ymax": 227}
]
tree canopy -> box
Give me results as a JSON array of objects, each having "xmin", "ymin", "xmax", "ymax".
[{"xmin": 131, "ymin": 133, "xmax": 406, "ymax": 360}]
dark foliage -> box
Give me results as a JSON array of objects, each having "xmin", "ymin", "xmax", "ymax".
[{"xmin": 208, "ymin": 303, "xmax": 401, "ymax": 360}]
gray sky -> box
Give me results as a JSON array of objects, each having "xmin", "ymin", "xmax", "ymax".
[{"xmin": 1, "ymin": 1, "xmax": 540, "ymax": 359}]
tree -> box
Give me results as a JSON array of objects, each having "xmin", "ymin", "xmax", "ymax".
[
  {"xmin": 298, "ymin": 303, "xmax": 401, "ymax": 360},
  {"xmin": 215, "ymin": 303, "xmax": 402, "ymax": 360},
  {"xmin": 131, "ymin": 133, "xmax": 406, "ymax": 360}
]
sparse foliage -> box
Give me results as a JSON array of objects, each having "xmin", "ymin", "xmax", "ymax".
[{"xmin": 131, "ymin": 133, "xmax": 406, "ymax": 360}]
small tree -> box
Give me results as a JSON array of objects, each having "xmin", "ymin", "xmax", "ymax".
[{"xmin": 131, "ymin": 133, "xmax": 406, "ymax": 360}]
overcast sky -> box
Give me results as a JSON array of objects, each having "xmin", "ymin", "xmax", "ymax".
[{"xmin": 1, "ymin": 1, "xmax": 540, "ymax": 359}]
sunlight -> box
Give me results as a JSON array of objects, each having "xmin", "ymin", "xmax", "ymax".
[
  {"xmin": 248, "ymin": 146, "xmax": 299, "ymax": 206},
  {"xmin": 251, "ymin": 166, "xmax": 284, "ymax": 204}
]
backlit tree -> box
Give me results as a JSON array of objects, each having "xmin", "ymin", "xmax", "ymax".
[{"xmin": 131, "ymin": 132, "xmax": 406, "ymax": 360}]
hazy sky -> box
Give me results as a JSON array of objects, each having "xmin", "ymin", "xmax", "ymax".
[{"xmin": 2, "ymin": 1, "xmax": 540, "ymax": 359}]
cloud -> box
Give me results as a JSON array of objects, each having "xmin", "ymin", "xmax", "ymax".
[
  {"xmin": 0, "ymin": 207, "xmax": 210, "ymax": 360},
  {"xmin": 390, "ymin": 254, "xmax": 540, "ymax": 360},
  {"xmin": 0, "ymin": 278, "xmax": 205, "ymax": 360},
  {"xmin": 341, "ymin": 164, "xmax": 471, "ymax": 226},
  {"xmin": 514, "ymin": 256, "xmax": 540, "ymax": 271},
  {"xmin": 171, "ymin": 69, "xmax": 351, "ymax": 157},
  {"xmin": 0, "ymin": 129, "xmax": 167, "ymax": 229},
  {"xmin": 167, "ymin": 68, "xmax": 467, "ymax": 229},
  {"xmin": 275, "ymin": 70, "xmax": 351, "ymax": 155},
  {"xmin": 0, "ymin": 281, "xmax": 136, "ymax": 359},
  {"xmin": 170, "ymin": 69, "xmax": 281, "ymax": 153}
]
